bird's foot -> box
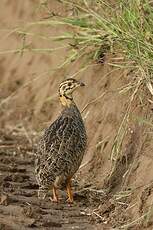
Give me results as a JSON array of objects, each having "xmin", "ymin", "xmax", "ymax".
[
  {"xmin": 66, "ymin": 197, "xmax": 74, "ymax": 203},
  {"xmin": 50, "ymin": 196, "xmax": 59, "ymax": 203},
  {"xmin": 66, "ymin": 179, "xmax": 74, "ymax": 204},
  {"xmin": 50, "ymin": 186, "xmax": 60, "ymax": 203}
]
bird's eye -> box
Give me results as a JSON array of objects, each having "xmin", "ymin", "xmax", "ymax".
[{"xmin": 68, "ymin": 82, "xmax": 72, "ymax": 87}]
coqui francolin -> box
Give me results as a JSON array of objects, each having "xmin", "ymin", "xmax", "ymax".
[{"xmin": 35, "ymin": 78, "xmax": 87, "ymax": 203}]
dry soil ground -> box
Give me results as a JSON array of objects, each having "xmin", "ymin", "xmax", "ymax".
[
  {"xmin": 0, "ymin": 129, "xmax": 104, "ymax": 230},
  {"xmin": 1, "ymin": 1, "xmax": 153, "ymax": 229}
]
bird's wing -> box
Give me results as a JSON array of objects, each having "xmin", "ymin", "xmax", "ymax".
[
  {"xmin": 35, "ymin": 116, "xmax": 72, "ymax": 171},
  {"xmin": 35, "ymin": 115, "xmax": 86, "ymax": 185},
  {"xmin": 36, "ymin": 116, "xmax": 75, "ymax": 172},
  {"xmin": 37, "ymin": 115, "xmax": 76, "ymax": 157},
  {"xmin": 43, "ymin": 116, "xmax": 81, "ymax": 174}
]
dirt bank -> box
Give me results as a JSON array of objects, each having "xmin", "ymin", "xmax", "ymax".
[{"xmin": 1, "ymin": 1, "xmax": 153, "ymax": 229}]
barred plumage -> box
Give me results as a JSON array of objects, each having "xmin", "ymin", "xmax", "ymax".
[{"xmin": 35, "ymin": 78, "xmax": 87, "ymax": 202}]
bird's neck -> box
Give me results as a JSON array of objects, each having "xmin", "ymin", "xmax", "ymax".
[{"xmin": 59, "ymin": 94, "xmax": 74, "ymax": 107}]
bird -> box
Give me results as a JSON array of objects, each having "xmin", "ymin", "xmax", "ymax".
[{"xmin": 35, "ymin": 78, "xmax": 87, "ymax": 203}]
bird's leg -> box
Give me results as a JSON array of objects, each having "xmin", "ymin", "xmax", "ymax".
[
  {"xmin": 66, "ymin": 178, "xmax": 73, "ymax": 203},
  {"xmin": 51, "ymin": 186, "xmax": 59, "ymax": 202}
]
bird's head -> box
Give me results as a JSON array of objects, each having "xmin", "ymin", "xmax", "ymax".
[{"xmin": 59, "ymin": 78, "xmax": 85, "ymax": 107}]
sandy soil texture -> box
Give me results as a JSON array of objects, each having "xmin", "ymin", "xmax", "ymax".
[
  {"xmin": 1, "ymin": 1, "xmax": 153, "ymax": 229},
  {"xmin": 0, "ymin": 130, "xmax": 102, "ymax": 230}
]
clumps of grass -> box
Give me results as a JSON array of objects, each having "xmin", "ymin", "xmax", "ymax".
[
  {"xmin": 32, "ymin": 0, "xmax": 153, "ymax": 75},
  {"xmin": 3, "ymin": 1, "xmax": 153, "ymax": 80},
  {"xmin": 120, "ymin": 205, "xmax": 153, "ymax": 229}
]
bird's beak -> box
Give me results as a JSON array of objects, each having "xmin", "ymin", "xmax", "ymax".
[{"xmin": 79, "ymin": 81, "xmax": 85, "ymax": 87}]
